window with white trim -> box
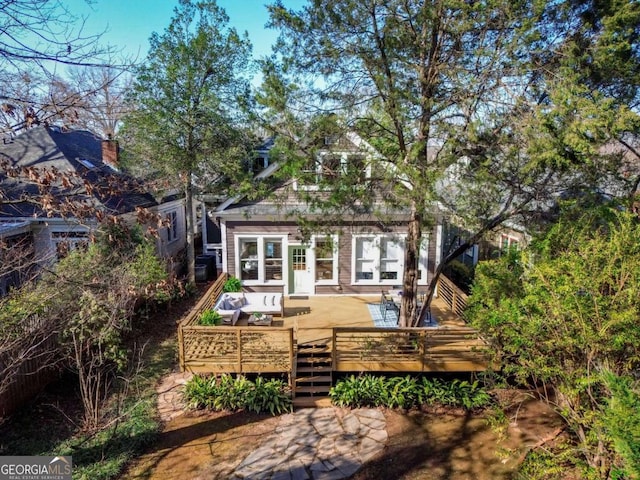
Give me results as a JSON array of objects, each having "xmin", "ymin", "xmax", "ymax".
[
  {"xmin": 418, "ymin": 236, "xmax": 429, "ymax": 285},
  {"xmin": 314, "ymin": 235, "xmax": 338, "ymax": 283},
  {"xmin": 297, "ymin": 152, "xmax": 369, "ymax": 189},
  {"xmin": 353, "ymin": 235, "xmax": 404, "ymax": 284},
  {"xmin": 352, "ymin": 234, "xmax": 430, "ymax": 285},
  {"xmin": 237, "ymin": 235, "xmax": 285, "ymax": 283},
  {"xmin": 166, "ymin": 210, "xmax": 178, "ymax": 243},
  {"xmin": 501, "ymin": 234, "xmax": 519, "ymax": 251},
  {"xmin": 51, "ymin": 231, "xmax": 90, "ymax": 259}
]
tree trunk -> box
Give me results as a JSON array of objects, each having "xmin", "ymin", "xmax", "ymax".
[
  {"xmin": 185, "ymin": 175, "xmax": 196, "ymax": 284},
  {"xmin": 412, "ymin": 235, "xmax": 480, "ymax": 327},
  {"xmin": 399, "ymin": 201, "xmax": 421, "ymax": 327},
  {"xmin": 412, "ymin": 260, "xmax": 445, "ymax": 327}
]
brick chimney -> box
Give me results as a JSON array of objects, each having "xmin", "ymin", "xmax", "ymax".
[{"xmin": 101, "ymin": 135, "xmax": 119, "ymax": 168}]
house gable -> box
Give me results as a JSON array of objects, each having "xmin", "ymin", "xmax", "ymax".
[{"xmin": 208, "ymin": 132, "xmax": 438, "ymax": 295}]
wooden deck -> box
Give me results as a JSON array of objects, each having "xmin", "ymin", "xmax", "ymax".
[
  {"xmin": 276, "ymin": 295, "xmax": 465, "ymax": 345},
  {"xmin": 178, "ymin": 275, "xmax": 489, "ymax": 377}
]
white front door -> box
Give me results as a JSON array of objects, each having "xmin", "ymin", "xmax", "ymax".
[{"xmin": 290, "ymin": 246, "xmax": 313, "ymax": 294}]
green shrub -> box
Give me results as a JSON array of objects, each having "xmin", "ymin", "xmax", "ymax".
[
  {"xmin": 385, "ymin": 375, "xmax": 423, "ymax": 409},
  {"xmin": 222, "ymin": 276, "xmax": 242, "ymax": 292},
  {"xmin": 601, "ymin": 372, "xmax": 640, "ymax": 479},
  {"xmin": 329, "ymin": 374, "xmax": 386, "ymax": 408},
  {"xmin": 183, "ymin": 374, "xmax": 219, "ymax": 409},
  {"xmin": 183, "ymin": 374, "xmax": 292, "ymax": 415},
  {"xmin": 422, "ymin": 378, "xmax": 492, "ymax": 409},
  {"xmin": 199, "ymin": 310, "xmax": 222, "ymax": 326},
  {"xmin": 330, "ymin": 375, "xmax": 493, "ymax": 410},
  {"xmin": 245, "ymin": 376, "xmax": 293, "ymax": 415},
  {"xmin": 516, "ymin": 441, "xmax": 582, "ymax": 480}
]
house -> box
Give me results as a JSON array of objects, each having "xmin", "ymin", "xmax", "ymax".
[
  {"xmin": 0, "ymin": 125, "xmax": 187, "ymax": 290},
  {"xmin": 204, "ymin": 133, "xmax": 442, "ymax": 296},
  {"xmin": 0, "ymin": 220, "xmax": 34, "ymax": 296}
]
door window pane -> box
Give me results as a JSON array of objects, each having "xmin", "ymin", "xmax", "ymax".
[{"xmin": 292, "ymin": 247, "xmax": 306, "ymax": 271}]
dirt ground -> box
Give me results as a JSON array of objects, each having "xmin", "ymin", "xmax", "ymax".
[
  {"xmin": 122, "ymin": 280, "xmax": 566, "ymax": 479},
  {"xmin": 1, "ymin": 279, "xmax": 564, "ymax": 480},
  {"xmin": 123, "ymin": 389, "xmax": 564, "ymax": 480}
]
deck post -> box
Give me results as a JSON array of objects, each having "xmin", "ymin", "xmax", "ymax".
[
  {"xmin": 419, "ymin": 330, "xmax": 426, "ymax": 373},
  {"xmin": 237, "ymin": 329, "xmax": 242, "ymax": 372},
  {"xmin": 331, "ymin": 328, "xmax": 337, "ymax": 369},
  {"xmin": 178, "ymin": 323, "xmax": 185, "ymax": 372},
  {"xmin": 289, "ymin": 328, "xmax": 295, "ymax": 397}
]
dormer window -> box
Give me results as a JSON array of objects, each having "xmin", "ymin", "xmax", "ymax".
[
  {"xmin": 251, "ymin": 156, "xmax": 268, "ymax": 175},
  {"xmin": 296, "ymin": 152, "xmax": 370, "ymax": 190}
]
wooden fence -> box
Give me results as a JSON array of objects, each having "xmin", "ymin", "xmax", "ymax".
[
  {"xmin": 178, "ymin": 273, "xmax": 294, "ymax": 374},
  {"xmin": 0, "ymin": 330, "xmax": 59, "ymax": 418},
  {"xmin": 437, "ymin": 275, "xmax": 469, "ymax": 317},
  {"xmin": 332, "ymin": 326, "xmax": 489, "ymax": 372}
]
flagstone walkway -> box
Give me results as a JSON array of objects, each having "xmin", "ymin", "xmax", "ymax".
[
  {"xmin": 230, "ymin": 407, "xmax": 387, "ymax": 480},
  {"xmin": 154, "ymin": 372, "xmax": 388, "ymax": 480}
]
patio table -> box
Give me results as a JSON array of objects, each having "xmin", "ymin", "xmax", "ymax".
[{"xmin": 248, "ymin": 313, "xmax": 273, "ymax": 326}]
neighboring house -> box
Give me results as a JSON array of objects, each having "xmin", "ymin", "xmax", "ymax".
[
  {"xmin": 201, "ymin": 137, "xmax": 276, "ymax": 274},
  {"xmin": 479, "ymin": 225, "xmax": 528, "ymax": 260},
  {"xmin": 0, "ymin": 125, "xmax": 187, "ymax": 291},
  {"xmin": 204, "ymin": 134, "xmax": 441, "ymax": 296},
  {"xmin": 0, "ymin": 220, "xmax": 34, "ymax": 296}
]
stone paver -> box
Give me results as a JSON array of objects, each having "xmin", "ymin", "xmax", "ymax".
[
  {"xmin": 156, "ymin": 373, "xmax": 388, "ymax": 480},
  {"xmin": 155, "ymin": 371, "xmax": 192, "ymax": 422},
  {"xmin": 229, "ymin": 407, "xmax": 387, "ymax": 480}
]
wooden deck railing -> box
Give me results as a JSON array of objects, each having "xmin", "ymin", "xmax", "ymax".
[
  {"xmin": 178, "ymin": 273, "xmax": 294, "ymax": 374},
  {"xmin": 333, "ymin": 327, "xmax": 489, "ymax": 372},
  {"xmin": 180, "ymin": 326, "xmax": 294, "ymax": 374},
  {"xmin": 437, "ymin": 274, "xmax": 468, "ymax": 317},
  {"xmin": 178, "ymin": 273, "xmax": 488, "ymax": 376}
]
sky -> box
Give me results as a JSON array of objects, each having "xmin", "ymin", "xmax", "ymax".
[{"xmin": 63, "ymin": 0, "xmax": 307, "ymax": 63}]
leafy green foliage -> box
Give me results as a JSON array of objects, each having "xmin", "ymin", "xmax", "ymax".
[
  {"xmin": 601, "ymin": 372, "xmax": 640, "ymax": 479},
  {"xmin": 329, "ymin": 374, "xmax": 387, "ymax": 408},
  {"xmin": 1, "ymin": 223, "xmax": 170, "ymax": 429},
  {"xmin": 467, "ymin": 205, "xmax": 640, "ymax": 476},
  {"xmin": 517, "ymin": 441, "xmax": 583, "ymax": 480},
  {"xmin": 329, "ymin": 374, "xmax": 493, "ymax": 410},
  {"xmin": 222, "ymin": 275, "xmax": 242, "ymax": 293},
  {"xmin": 244, "ymin": 376, "xmax": 294, "ymax": 415},
  {"xmin": 199, "ymin": 310, "xmax": 222, "ymax": 326},
  {"xmin": 422, "ymin": 378, "xmax": 493, "ymax": 410},
  {"xmin": 123, "ymin": 0, "xmax": 253, "ymax": 184},
  {"xmin": 121, "ymin": 0, "xmax": 254, "ymax": 283},
  {"xmin": 183, "ymin": 374, "xmax": 292, "ymax": 415}
]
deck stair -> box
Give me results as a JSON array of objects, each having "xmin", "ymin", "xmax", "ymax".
[{"xmin": 293, "ymin": 341, "xmax": 333, "ymax": 408}]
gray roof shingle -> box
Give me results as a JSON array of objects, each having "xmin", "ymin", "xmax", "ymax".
[{"xmin": 0, "ymin": 126, "xmax": 157, "ymax": 217}]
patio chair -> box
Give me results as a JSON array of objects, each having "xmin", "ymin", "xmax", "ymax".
[
  {"xmin": 380, "ymin": 292, "xmax": 400, "ymax": 322},
  {"xmin": 413, "ymin": 303, "xmax": 433, "ymax": 326}
]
